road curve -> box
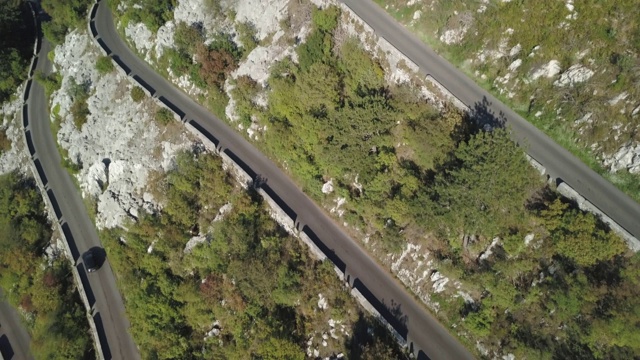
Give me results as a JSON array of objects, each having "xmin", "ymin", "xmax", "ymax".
[
  {"xmin": 93, "ymin": 1, "xmax": 475, "ymax": 359},
  {"xmin": 27, "ymin": 25, "xmax": 139, "ymax": 360},
  {"xmin": 341, "ymin": 0, "xmax": 640, "ymax": 240},
  {"xmin": 0, "ymin": 289, "xmax": 34, "ymax": 360}
]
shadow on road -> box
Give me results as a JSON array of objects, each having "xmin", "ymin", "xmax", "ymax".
[
  {"xmin": 33, "ymin": 158, "xmax": 47, "ymax": 185},
  {"xmin": 0, "ymin": 334, "xmax": 14, "ymax": 360},
  {"xmin": 261, "ymin": 184, "xmax": 299, "ymax": 226},
  {"xmin": 223, "ymin": 148, "xmax": 256, "ymax": 179},
  {"xmin": 25, "ymin": 131, "xmax": 36, "ymax": 157},
  {"xmin": 22, "ymin": 104, "xmax": 29, "ymax": 128},
  {"xmin": 46, "ymin": 189, "xmax": 62, "ymax": 220},
  {"xmin": 159, "ymin": 96, "xmax": 186, "ymax": 120},
  {"xmin": 76, "ymin": 263, "xmax": 96, "ymax": 308},
  {"xmin": 93, "ymin": 312, "xmax": 112, "ymax": 360},
  {"xmin": 469, "ymin": 96, "xmax": 507, "ymax": 130},
  {"xmin": 61, "ymin": 222, "xmax": 80, "ymax": 261},
  {"xmin": 23, "ymin": 81, "xmax": 32, "ymax": 103},
  {"xmin": 96, "ymin": 38, "xmax": 111, "ymax": 55},
  {"xmin": 352, "ymin": 278, "xmax": 409, "ymax": 341},
  {"xmin": 111, "ymin": 55, "xmax": 130, "ymax": 75},
  {"xmin": 132, "ymin": 75, "xmax": 155, "ymax": 97}
]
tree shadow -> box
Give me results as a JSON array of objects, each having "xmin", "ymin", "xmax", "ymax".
[
  {"xmin": 469, "ymin": 96, "xmax": 507, "ymax": 131},
  {"xmin": 344, "ymin": 311, "xmax": 409, "ymax": 360}
]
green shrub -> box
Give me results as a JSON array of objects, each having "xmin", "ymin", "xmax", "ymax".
[
  {"xmin": 0, "ymin": 0, "xmax": 36, "ymax": 102},
  {"xmin": 96, "ymin": 56, "xmax": 114, "ymax": 75},
  {"xmin": 0, "ymin": 129, "xmax": 11, "ymax": 154},
  {"xmin": 130, "ymin": 86, "xmax": 146, "ymax": 102},
  {"xmin": 155, "ymin": 108, "xmax": 173, "ymax": 126},
  {"xmin": 70, "ymin": 98, "xmax": 90, "ymax": 129},
  {"xmin": 34, "ymin": 71, "xmax": 62, "ymax": 98},
  {"xmin": 236, "ymin": 21, "xmax": 258, "ymax": 54},
  {"xmin": 41, "ymin": 0, "xmax": 92, "ymax": 44},
  {"xmin": 0, "ymin": 172, "xmax": 91, "ymax": 358}
]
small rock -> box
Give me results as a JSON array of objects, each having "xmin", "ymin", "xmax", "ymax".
[
  {"xmin": 554, "ymin": 64, "xmax": 594, "ymax": 87},
  {"xmin": 524, "ymin": 233, "xmax": 535, "ymax": 246},
  {"xmin": 530, "ymin": 60, "xmax": 562, "ymax": 80},
  {"xmin": 318, "ymin": 294, "xmax": 328, "ymax": 310},
  {"xmin": 322, "ymin": 179, "xmax": 334, "ymax": 194}
]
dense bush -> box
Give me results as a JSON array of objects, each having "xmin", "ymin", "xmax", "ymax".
[
  {"xmin": 41, "ymin": 0, "xmax": 93, "ymax": 44},
  {"xmin": 225, "ymin": 6, "xmax": 639, "ymax": 358},
  {"xmin": 68, "ymin": 78, "xmax": 91, "ymax": 128},
  {"xmin": 0, "ymin": 0, "xmax": 36, "ymax": 103},
  {"xmin": 102, "ymin": 151, "xmax": 406, "ymax": 359},
  {"xmin": 119, "ymin": 2, "xmax": 639, "ymax": 357},
  {"xmin": 0, "ymin": 172, "xmax": 91, "ymax": 358},
  {"xmin": 113, "ymin": 0, "xmax": 175, "ymax": 32}
]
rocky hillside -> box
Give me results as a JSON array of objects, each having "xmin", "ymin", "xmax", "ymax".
[
  {"xmin": 112, "ymin": 0, "xmax": 640, "ymax": 359},
  {"xmin": 378, "ymin": 0, "xmax": 640, "ymax": 199}
]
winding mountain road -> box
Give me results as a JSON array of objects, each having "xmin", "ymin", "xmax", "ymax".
[
  {"xmin": 93, "ymin": 1, "xmax": 475, "ymax": 359},
  {"xmin": 341, "ymin": 0, "xmax": 640, "ymax": 241},
  {"xmin": 26, "ymin": 22, "xmax": 139, "ymax": 360},
  {"xmin": 92, "ymin": 0, "xmax": 640, "ymax": 358},
  {"xmin": 0, "ymin": 289, "xmax": 33, "ymax": 360}
]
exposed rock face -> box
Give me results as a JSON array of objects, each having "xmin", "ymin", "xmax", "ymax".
[
  {"xmin": 553, "ymin": 64, "xmax": 594, "ymax": 87},
  {"xmin": 603, "ymin": 143, "xmax": 640, "ymax": 174},
  {"xmin": 228, "ymin": 0, "xmax": 290, "ymax": 41},
  {"xmin": 0, "ymin": 84, "xmax": 29, "ymax": 175},
  {"xmin": 51, "ymin": 30, "xmax": 195, "ymax": 229},
  {"xmin": 530, "ymin": 59, "xmax": 562, "ymax": 80},
  {"xmin": 124, "ymin": 22, "xmax": 154, "ymax": 62}
]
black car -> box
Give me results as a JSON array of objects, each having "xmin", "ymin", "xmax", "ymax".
[{"xmin": 82, "ymin": 249, "xmax": 99, "ymax": 273}]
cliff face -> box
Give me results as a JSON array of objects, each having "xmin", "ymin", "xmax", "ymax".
[{"xmin": 49, "ymin": 30, "xmax": 196, "ymax": 229}]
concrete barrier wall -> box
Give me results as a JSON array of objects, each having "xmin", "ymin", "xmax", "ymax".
[{"xmin": 23, "ymin": 4, "xmax": 105, "ymax": 359}]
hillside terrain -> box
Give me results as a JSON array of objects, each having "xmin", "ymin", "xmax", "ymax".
[
  {"xmin": 0, "ymin": 2, "xmax": 92, "ymax": 357},
  {"xmin": 21, "ymin": 0, "xmax": 409, "ymax": 358},
  {"xmin": 376, "ymin": 0, "xmax": 640, "ymax": 201},
  {"xmin": 112, "ymin": 0, "xmax": 640, "ymax": 358},
  {"xmin": 0, "ymin": 0, "xmax": 633, "ymax": 358}
]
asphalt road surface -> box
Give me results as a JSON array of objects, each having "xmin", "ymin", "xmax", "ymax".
[
  {"xmin": 27, "ymin": 33, "xmax": 139, "ymax": 360},
  {"xmin": 94, "ymin": 1, "xmax": 475, "ymax": 359},
  {"xmin": 341, "ymin": 0, "xmax": 640, "ymax": 240},
  {"xmin": 0, "ymin": 289, "xmax": 34, "ymax": 360}
]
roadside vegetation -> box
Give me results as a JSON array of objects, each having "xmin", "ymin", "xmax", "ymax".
[
  {"xmin": 41, "ymin": 0, "xmax": 93, "ymax": 44},
  {"xmin": 95, "ymin": 55, "xmax": 115, "ymax": 75},
  {"xmin": 0, "ymin": 0, "xmax": 36, "ymax": 103},
  {"xmin": 0, "ymin": 129, "xmax": 11, "ymax": 154},
  {"xmin": 375, "ymin": 0, "xmax": 640, "ymax": 202},
  {"xmin": 0, "ymin": 172, "xmax": 92, "ymax": 359},
  {"xmin": 102, "ymin": 151, "xmax": 406, "ymax": 359},
  {"xmin": 126, "ymin": 3, "xmax": 640, "ymax": 358}
]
